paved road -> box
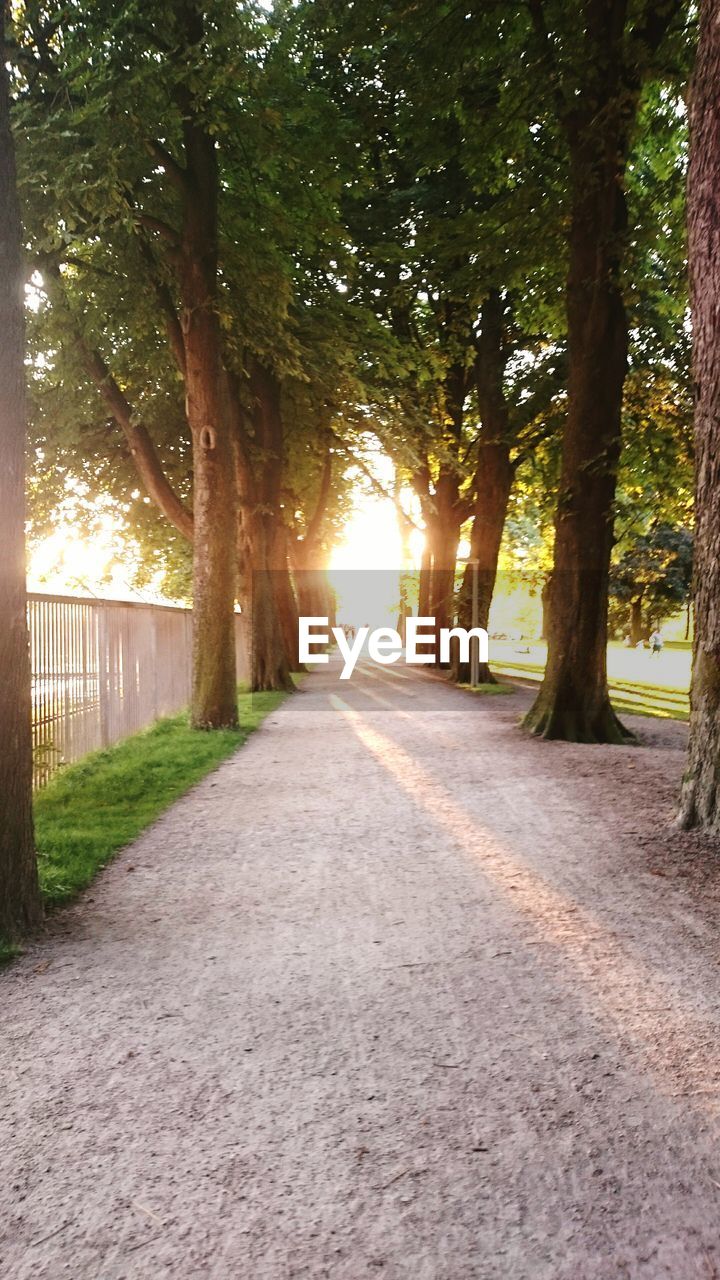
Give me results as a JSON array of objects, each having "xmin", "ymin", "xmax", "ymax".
[{"xmin": 2, "ymin": 661, "xmax": 720, "ymax": 1278}]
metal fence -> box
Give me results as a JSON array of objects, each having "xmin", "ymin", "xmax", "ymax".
[{"xmin": 29, "ymin": 593, "xmax": 248, "ymax": 788}]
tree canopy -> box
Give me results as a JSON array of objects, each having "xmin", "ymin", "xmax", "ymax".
[{"xmin": 5, "ymin": 0, "xmax": 694, "ymax": 719}]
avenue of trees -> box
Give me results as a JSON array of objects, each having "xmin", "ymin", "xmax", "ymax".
[{"xmin": 4, "ymin": 0, "xmax": 720, "ymax": 933}]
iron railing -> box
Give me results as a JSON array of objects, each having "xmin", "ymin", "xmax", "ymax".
[{"xmin": 28, "ymin": 593, "xmax": 248, "ymax": 787}]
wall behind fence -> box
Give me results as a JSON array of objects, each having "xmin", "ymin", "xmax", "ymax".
[{"xmin": 29, "ymin": 594, "xmax": 249, "ymax": 788}]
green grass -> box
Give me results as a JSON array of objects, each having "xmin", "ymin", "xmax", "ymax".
[
  {"xmin": 609, "ymin": 696, "xmax": 688, "ymax": 722},
  {"xmin": 608, "ymin": 638, "xmax": 692, "ymax": 652},
  {"xmin": 0, "ymin": 940, "xmax": 21, "ymax": 966},
  {"xmin": 490, "ymin": 659, "xmax": 689, "ymax": 722},
  {"xmin": 456, "ymin": 681, "xmax": 515, "ymax": 695},
  {"xmin": 34, "ymin": 688, "xmax": 288, "ymax": 910}
]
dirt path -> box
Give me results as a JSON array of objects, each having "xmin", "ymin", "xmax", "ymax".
[{"xmin": 3, "ymin": 662, "xmax": 720, "ymax": 1279}]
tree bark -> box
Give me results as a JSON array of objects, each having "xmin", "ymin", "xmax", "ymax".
[
  {"xmin": 418, "ymin": 543, "xmax": 432, "ymax": 617},
  {"xmin": 291, "ymin": 539, "xmax": 334, "ymax": 622},
  {"xmin": 453, "ymin": 442, "xmax": 514, "ymax": 683},
  {"xmin": 234, "ymin": 362, "xmax": 293, "ymax": 692},
  {"xmin": 179, "ymin": 105, "xmax": 238, "ymax": 728},
  {"xmin": 426, "ymin": 360, "xmax": 467, "ymax": 662},
  {"xmin": 679, "ymin": 0, "xmax": 720, "ymax": 829},
  {"xmin": 294, "ymin": 566, "xmax": 328, "ymax": 620},
  {"xmin": 246, "ymin": 515, "xmax": 293, "ymax": 690},
  {"xmin": 630, "ymin": 595, "xmax": 644, "ymax": 646},
  {"xmin": 289, "ymin": 447, "xmax": 335, "ymax": 628},
  {"xmin": 0, "ymin": 5, "xmax": 42, "ymax": 940},
  {"xmin": 540, "ymin": 577, "xmax": 550, "ymax": 640},
  {"xmin": 427, "ymin": 490, "xmax": 463, "ymax": 648},
  {"xmin": 80, "ymin": 346, "xmax": 194, "ymax": 541},
  {"xmin": 524, "ymin": 1, "xmax": 639, "ymax": 743},
  {"xmin": 453, "ymin": 289, "xmax": 514, "ymax": 683},
  {"xmin": 272, "ymin": 523, "xmax": 303, "ymax": 671}
]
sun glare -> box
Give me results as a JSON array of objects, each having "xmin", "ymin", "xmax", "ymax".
[
  {"xmin": 329, "ymin": 495, "xmax": 403, "ymax": 572},
  {"xmin": 27, "ymin": 520, "xmax": 149, "ymax": 600},
  {"xmin": 328, "ymin": 491, "xmax": 410, "ymax": 630}
]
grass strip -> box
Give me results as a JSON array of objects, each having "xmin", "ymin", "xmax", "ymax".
[
  {"xmin": 33, "ymin": 687, "xmax": 288, "ymax": 912},
  {"xmin": 609, "ymin": 697, "xmax": 688, "ymax": 722},
  {"xmin": 456, "ymin": 682, "xmax": 515, "ymax": 695},
  {"xmin": 490, "ymin": 661, "xmax": 689, "ymax": 722}
]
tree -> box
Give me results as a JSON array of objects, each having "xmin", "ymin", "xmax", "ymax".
[
  {"xmin": 679, "ymin": 0, "xmax": 720, "ymax": 831},
  {"xmin": 523, "ymin": 0, "xmax": 684, "ymax": 742},
  {"xmin": 610, "ymin": 524, "xmax": 692, "ymax": 643},
  {"xmin": 0, "ymin": 0, "xmax": 41, "ymax": 939},
  {"xmin": 285, "ymin": 430, "xmax": 343, "ymax": 624},
  {"xmin": 309, "ymin": 0, "xmax": 568, "ymax": 670},
  {"xmin": 171, "ymin": 2, "xmax": 238, "ymax": 727},
  {"xmin": 14, "ymin": 0, "xmax": 241, "ymax": 722},
  {"xmin": 453, "ymin": 297, "xmax": 566, "ymax": 681},
  {"xmin": 15, "ymin": 0, "xmax": 357, "ymax": 697}
]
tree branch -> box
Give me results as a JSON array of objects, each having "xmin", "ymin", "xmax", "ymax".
[
  {"xmin": 332, "ymin": 432, "xmax": 423, "ymax": 531},
  {"xmin": 80, "ymin": 346, "xmax": 194, "ymax": 540},
  {"xmin": 511, "ymin": 418, "xmax": 558, "ymax": 469},
  {"xmin": 304, "ymin": 447, "xmax": 334, "ymax": 546},
  {"xmin": 134, "ymin": 235, "xmax": 187, "ymax": 375},
  {"xmin": 223, "ymin": 367, "xmax": 258, "ymax": 508},
  {"xmin": 624, "ymin": 0, "xmax": 682, "ymax": 85},
  {"xmin": 526, "ymin": 0, "xmax": 567, "ymax": 121},
  {"xmin": 146, "ymin": 139, "xmax": 189, "ymax": 194},
  {"xmin": 135, "ymin": 213, "xmax": 181, "ymax": 248},
  {"xmin": 40, "ymin": 257, "xmax": 193, "ymax": 537}
]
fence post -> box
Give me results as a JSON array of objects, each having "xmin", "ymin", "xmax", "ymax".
[
  {"xmin": 150, "ymin": 607, "xmax": 159, "ymax": 721},
  {"xmin": 97, "ymin": 604, "xmax": 111, "ymax": 748}
]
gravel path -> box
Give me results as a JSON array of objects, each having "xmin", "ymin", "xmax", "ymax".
[{"xmin": 3, "ymin": 661, "xmax": 720, "ymax": 1279}]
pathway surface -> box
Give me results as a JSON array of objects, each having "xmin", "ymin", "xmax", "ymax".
[{"xmin": 3, "ymin": 662, "xmax": 720, "ymax": 1279}]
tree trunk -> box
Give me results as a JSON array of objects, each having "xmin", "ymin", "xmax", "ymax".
[
  {"xmin": 179, "ymin": 117, "xmax": 238, "ymax": 729},
  {"xmin": 295, "ymin": 568, "xmax": 327, "ymax": 620},
  {"xmin": 186, "ymin": 354, "xmax": 238, "ymax": 727},
  {"xmin": 453, "ymin": 442, "xmax": 513, "ymax": 683},
  {"xmin": 168, "ymin": 5, "xmax": 238, "ymax": 729},
  {"xmin": 630, "ymin": 596, "xmax": 644, "ymax": 646},
  {"xmin": 426, "ymin": 460, "xmax": 463, "ymax": 664},
  {"xmin": 427, "ymin": 514, "xmax": 462, "ymax": 662},
  {"xmin": 679, "ymin": 0, "xmax": 720, "ymax": 829},
  {"xmin": 396, "ymin": 573, "xmax": 412, "ymax": 643},
  {"xmin": 236, "ymin": 501, "xmax": 292, "ymax": 692},
  {"xmin": 248, "ymin": 518, "xmax": 293, "ymax": 690},
  {"xmin": 540, "ymin": 578, "xmax": 550, "ymax": 640},
  {"xmin": 524, "ymin": 13, "xmax": 637, "ymax": 743},
  {"xmin": 291, "ymin": 538, "xmax": 334, "ymax": 623},
  {"xmin": 394, "ymin": 505, "xmax": 415, "ymax": 642},
  {"xmin": 413, "ymin": 359, "xmax": 466, "ymax": 661},
  {"xmin": 241, "ymin": 363, "xmax": 293, "ymax": 692},
  {"xmin": 0, "ymin": 9, "xmax": 41, "ymax": 940},
  {"xmin": 418, "ymin": 543, "xmax": 432, "ymax": 617},
  {"xmin": 272, "ymin": 523, "xmax": 303, "ymax": 671},
  {"xmin": 453, "ymin": 289, "xmax": 514, "ymax": 683}
]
